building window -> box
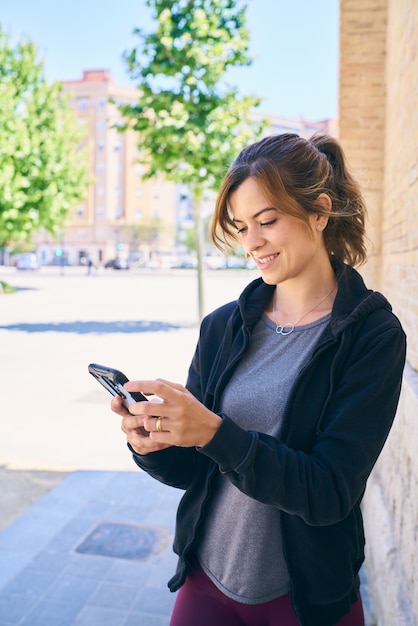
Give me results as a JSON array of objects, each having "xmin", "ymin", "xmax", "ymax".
[{"xmin": 78, "ymin": 97, "xmax": 89, "ymax": 110}]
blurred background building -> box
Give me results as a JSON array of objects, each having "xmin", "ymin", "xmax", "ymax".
[
  {"xmin": 36, "ymin": 69, "xmax": 180, "ymax": 268},
  {"xmin": 34, "ymin": 69, "xmax": 336, "ymax": 269}
]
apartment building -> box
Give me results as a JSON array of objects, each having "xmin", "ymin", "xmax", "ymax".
[
  {"xmin": 37, "ymin": 69, "xmax": 188, "ymax": 268},
  {"xmin": 36, "ymin": 69, "xmax": 335, "ymax": 267}
]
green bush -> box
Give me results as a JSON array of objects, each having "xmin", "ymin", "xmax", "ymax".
[{"xmin": 0, "ymin": 280, "xmax": 16, "ymax": 294}]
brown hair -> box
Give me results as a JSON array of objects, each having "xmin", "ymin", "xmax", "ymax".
[{"xmin": 211, "ymin": 133, "xmax": 367, "ymax": 267}]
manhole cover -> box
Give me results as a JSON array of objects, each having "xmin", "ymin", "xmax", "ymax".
[{"xmin": 75, "ymin": 522, "xmax": 160, "ymax": 561}]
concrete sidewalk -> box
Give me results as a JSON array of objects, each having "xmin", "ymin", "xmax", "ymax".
[
  {"xmin": 0, "ymin": 268, "xmax": 248, "ymax": 625},
  {"xmin": 0, "ymin": 467, "xmax": 376, "ymax": 626},
  {"xmin": 0, "ymin": 469, "xmax": 181, "ymax": 626}
]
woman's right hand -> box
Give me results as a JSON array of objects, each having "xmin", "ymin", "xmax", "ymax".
[{"xmin": 111, "ymin": 395, "xmax": 171, "ymax": 455}]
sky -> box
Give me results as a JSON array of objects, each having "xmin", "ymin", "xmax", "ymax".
[{"xmin": 0, "ymin": 0, "xmax": 339, "ymax": 121}]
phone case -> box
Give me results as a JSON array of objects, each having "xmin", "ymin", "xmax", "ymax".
[{"xmin": 88, "ymin": 363, "xmax": 148, "ymax": 405}]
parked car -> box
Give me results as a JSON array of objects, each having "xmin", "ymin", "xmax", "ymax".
[
  {"xmin": 104, "ymin": 258, "xmax": 130, "ymax": 270},
  {"xmin": 17, "ymin": 253, "xmax": 38, "ymax": 270},
  {"xmin": 127, "ymin": 253, "xmax": 146, "ymax": 268},
  {"xmin": 50, "ymin": 257, "xmax": 72, "ymax": 266},
  {"xmin": 226, "ymin": 255, "xmax": 248, "ymax": 269},
  {"xmin": 204, "ymin": 254, "xmax": 227, "ymax": 270},
  {"xmin": 173, "ymin": 254, "xmax": 198, "ymax": 269}
]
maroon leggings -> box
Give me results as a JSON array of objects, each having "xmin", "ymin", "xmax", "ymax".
[{"xmin": 170, "ymin": 561, "xmax": 365, "ymax": 626}]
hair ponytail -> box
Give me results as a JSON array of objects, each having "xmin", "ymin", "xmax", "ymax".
[
  {"xmin": 310, "ymin": 133, "xmax": 367, "ymax": 266},
  {"xmin": 212, "ymin": 132, "xmax": 368, "ymax": 267}
]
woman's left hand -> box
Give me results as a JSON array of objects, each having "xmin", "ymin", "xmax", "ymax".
[{"xmin": 124, "ymin": 378, "xmax": 221, "ymax": 448}]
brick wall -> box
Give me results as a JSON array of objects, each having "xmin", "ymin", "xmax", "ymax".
[
  {"xmin": 339, "ymin": 1, "xmax": 418, "ymax": 624},
  {"xmin": 338, "ymin": 0, "xmax": 387, "ymax": 287}
]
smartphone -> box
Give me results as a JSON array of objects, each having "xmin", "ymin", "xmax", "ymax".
[{"xmin": 88, "ymin": 363, "xmax": 148, "ymax": 409}]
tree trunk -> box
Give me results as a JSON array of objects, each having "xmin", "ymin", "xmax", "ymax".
[{"xmin": 192, "ymin": 188, "xmax": 205, "ymax": 323}]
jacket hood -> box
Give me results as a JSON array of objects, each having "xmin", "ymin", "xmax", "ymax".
[{"xmin": 237, "ymin": 258, "xmax": 393, "ymax": 337}]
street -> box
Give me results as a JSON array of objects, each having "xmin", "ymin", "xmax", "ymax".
[{"xmin": 0, "ymin": 266, "xmax": 257, "ymax": 471}]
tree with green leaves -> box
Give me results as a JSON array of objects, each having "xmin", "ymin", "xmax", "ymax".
[
  {"xmin": 118, "ymin": 0, "xmax": 267, "ymax": 319},
  {"xmin": 0, "ymin": 25, "xmax": 87, "ymax": 251}
]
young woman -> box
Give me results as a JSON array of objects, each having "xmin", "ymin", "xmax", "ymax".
[{"xmin": 111, "ymin": 133, "xmax": 406, "ymax": 626}]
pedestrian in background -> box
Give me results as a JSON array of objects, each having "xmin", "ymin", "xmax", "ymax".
[{"xmin": 111, "ymin": 133, "xmax": 406, "ymax": 626}]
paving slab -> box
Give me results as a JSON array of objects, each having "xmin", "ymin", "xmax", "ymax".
[{"xmin": 0, "ymin": 469, "xmax": 181, "ymax": 626}]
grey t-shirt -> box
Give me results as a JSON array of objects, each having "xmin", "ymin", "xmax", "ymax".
[{"xmin": 197, "ymin": 313, "xmax": 330, "ymax": 604}]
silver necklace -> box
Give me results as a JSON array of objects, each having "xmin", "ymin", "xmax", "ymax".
[{"xmin": 273, "ymin": 286, "xmax": 336, "ymax": 336}]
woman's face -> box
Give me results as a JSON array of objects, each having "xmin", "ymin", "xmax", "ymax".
[{"xmin": 228, "ymin": 177, "xmax": 328, "ymax": 286}]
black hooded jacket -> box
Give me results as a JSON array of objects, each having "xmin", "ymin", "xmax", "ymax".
[{"xmin": 131, "ymin": 260, "xmax": 406, "ymax": 626}]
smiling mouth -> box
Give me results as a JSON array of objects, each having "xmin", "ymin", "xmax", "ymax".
[{"xmin": 255, "ymin": 253, "xmax": 279, "ymax": 265}]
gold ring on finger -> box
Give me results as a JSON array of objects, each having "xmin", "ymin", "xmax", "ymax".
[{"xmin": 156, "ymin": 417, "xmax": 163, "ymax": 432}]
